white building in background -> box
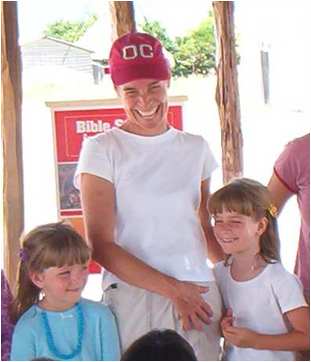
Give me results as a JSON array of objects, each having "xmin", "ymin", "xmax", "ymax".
[
  {"xmin": 22, "ymin": 36, "xmax": 94, "ymax": 73},
  {"xmin": 234, "ymin": 2, "xmax": 310, "ymax": 271},
  {"xmin": 236, "ymin": 1, "xmax": 310, "ymax": 114},
  {"xmin": 21, "ymin": 36, "xmax": 111, "ymax": 86}
]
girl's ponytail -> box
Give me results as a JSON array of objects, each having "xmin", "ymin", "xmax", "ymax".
[
  {"xmin": 260, "ymin": 211, "xmax": 281, "ymax": 263},
  {"xmin": 11, "ymin": 251, "xmax": 41, "ymax": 322}
]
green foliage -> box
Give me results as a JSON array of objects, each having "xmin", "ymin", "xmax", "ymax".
[
  {"xmin": 141, "ymin": 18, "xmax": 178, "ymax": 54},
  {"xmin": 141, "ymin": 12, "xmax": 216, "ymax": 77},
  {"xmin": 44, "ymin": 15, "xmax": 98, "ymax": 43}
]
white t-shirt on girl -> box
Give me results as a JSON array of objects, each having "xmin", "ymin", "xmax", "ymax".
[{"xmin": 214, "ymin": 261, "xmax": 308, "ymax": 361}]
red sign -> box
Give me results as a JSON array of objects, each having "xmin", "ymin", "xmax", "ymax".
[
  {"xmin": 53, "ymin": 104, "xmax": 183, "ymax": 217},
  {"xmin": 54, "ymin": 106, "xmax": 182, "ymax": 163}
]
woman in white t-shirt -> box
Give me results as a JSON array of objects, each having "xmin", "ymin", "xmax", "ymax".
[
  {"xmin": 209, "ymin": 178, "xmax": 309, "ymax": 360},
  {"xmin": 75, "ymin": 32, "xmax": 223, "ymax": 361}
]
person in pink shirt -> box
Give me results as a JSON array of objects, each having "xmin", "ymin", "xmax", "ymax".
[{"xmin": 268, "ymin": 133, "xmax": 310, "ymax": 302}]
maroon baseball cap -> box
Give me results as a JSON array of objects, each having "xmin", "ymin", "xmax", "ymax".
[{"xmin": 109, "ymin": 32, "xmax": 171, "ymax": 86}]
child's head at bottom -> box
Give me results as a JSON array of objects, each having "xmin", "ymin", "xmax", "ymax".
[
  {"xmin": 208, "ymin": 177, "xmax": 280, "ymax": 264},
  {"xmin": 121, "ymin": 329, "xmax": 197, "ymax": 361},
  {"xmin": 12, "ymin": 222, "xmax": 91, "ymax": 321}
]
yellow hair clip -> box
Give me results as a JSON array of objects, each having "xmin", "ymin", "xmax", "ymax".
[{"xmin": 267, "ymin": 204, "xmax": 278, "ymax": 218}]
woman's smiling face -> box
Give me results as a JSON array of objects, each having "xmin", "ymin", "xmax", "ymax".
[{"xmin": 116, "ymin": 78, "xmax": 170, "ymax": 136}]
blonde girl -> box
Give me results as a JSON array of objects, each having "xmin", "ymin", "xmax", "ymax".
[
  {"xmin": 208, "ymin": 178, "xmax": 309, "ymax": 361},
  {"xmin": 10, "ymin": 222, "xmax": 120, "ymax": 361}
]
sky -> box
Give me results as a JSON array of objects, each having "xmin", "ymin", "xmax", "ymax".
[
  {"xmin": 17, "ymin": 0, "xmax": 213, "ymax": 43},
  {"xmin": 17, "ymin": 0, "xmax": 311, "ymax": 109},
  {"xmin": 18, "ymin": 0, "xmax": 311, "ymax": 37},
  {"xmin": 17, "ymin": 0, "xmax": 311, "ymax": 61}
]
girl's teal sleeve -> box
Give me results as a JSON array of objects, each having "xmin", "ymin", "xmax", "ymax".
[
  {"xmin": 10, "ymin": 323, "xmax": 35, "ymax": 361},
  {"xmin": 100, "ymin": 308, "xmax": 121, "ymax": 361}
]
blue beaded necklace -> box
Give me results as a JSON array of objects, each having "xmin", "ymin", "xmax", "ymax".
[{"xmin": 41, "ymin": 302, "xmax": 84, "ymax": 360}]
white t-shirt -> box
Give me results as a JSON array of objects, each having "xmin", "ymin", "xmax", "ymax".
[
  {"xmin": 75, "ymin": 127, "xmax": 218, "ymax": 286},
  {"xmin": 214, "ymin": 261, "xmax": 308, "ymax": 361}
]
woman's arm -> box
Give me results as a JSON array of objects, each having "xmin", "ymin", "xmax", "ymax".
[
  {"xmin": 199, "ymin": 179, "xmax": 224, "ymax": 263},
  {"xmin": 222, "ymin": 306, "xmax": 309, "ymax": 351},
  {"xmin": 80, "ymin": 173, "xmax": 213, "ymax": 331},
  {"xmin": 267, "ymin": 172, "xmax": 294, "ymax": 213}
]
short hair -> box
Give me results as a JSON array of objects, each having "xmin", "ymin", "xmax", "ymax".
[{"xmin": 121, "ymin": 329, "xmax": 197, "ymax": 361}]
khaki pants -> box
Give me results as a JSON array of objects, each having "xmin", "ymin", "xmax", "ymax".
[{"xmin": 103, "ymin": 281, "xmax": 222, "ymax": 361}]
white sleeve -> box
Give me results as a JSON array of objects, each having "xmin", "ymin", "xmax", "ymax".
[
  {"xmin": 74, "ymin": 135, "xmax": 113, "ymax": 189},
  {"xmin": 201, "ymin": 138, "xmax": 218, "ymax": 180},
  {"xmin": 271, "ymin": 265, "xmax": 308, "ymax": 313}
]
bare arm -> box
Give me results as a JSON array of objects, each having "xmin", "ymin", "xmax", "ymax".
[
  {"xmin": 255, "ymin": 307, "xmax": 309, "ymax": 351},
  {"xmin": 222, "ymin": 306, "xmax": 309, "ymax": 351},
  {"xmin": 267, "ymin": 172, "xmax": 294, "ymax": 214},
  {"xmin": 80, "ymin": 173, "xmax": 213, "ymax": 330},
  {"xmin": 80, "ymin": 173, "xmax": 175, "ymax": 296},
  {"xmin": 199, "ymin": 178, "xmax": 224, "ymax": 263}
]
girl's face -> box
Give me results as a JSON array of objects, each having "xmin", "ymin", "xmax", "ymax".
[
  {"xmin": 31, "ymin": 263, "xmax": 89, "ymax": 311},
  {"xmin": 212, "ymin": 209, "xmax": 267, "ymax": 256}
]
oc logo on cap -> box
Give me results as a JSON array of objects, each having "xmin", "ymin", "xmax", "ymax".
[{"xmin": 122, "ymin": 44, "xmax": 154, "ymax": 60}]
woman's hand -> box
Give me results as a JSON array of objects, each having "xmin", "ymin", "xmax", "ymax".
[{"xmin": 170, "ymin": 280, "xmax": 213, "ymax": 331}]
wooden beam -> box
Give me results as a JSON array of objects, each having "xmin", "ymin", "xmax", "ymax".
[
  {"xmin": 212, "ymin": 1, "xmax": 243, "ymax": 184},
  {"xmin": 109, "ymin": 1, "xmax": 136, "ymax": 41},
  {"xmin": 1, "ymin": 2, "xmax": 24, "ymax": 290}
]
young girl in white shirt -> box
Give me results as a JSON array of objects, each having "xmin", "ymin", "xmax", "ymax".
[{"xmin": 208, "ymin": 178, "xmax": 309, "ymax": 361}]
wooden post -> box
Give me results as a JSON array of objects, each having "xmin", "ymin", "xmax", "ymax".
[
  {"xmin": 212, "ymin": 1, "xmax": 243, "ymax": 184},
  {"xmin": 1, "ymin": 2, "xmax": 24, "ymax": 290},
  {"xmin": 109, "ymin": 1, "xmax": 136, "ymax": 40}
]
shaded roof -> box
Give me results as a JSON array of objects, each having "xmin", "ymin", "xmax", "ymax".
[{"xmin": 22, "ymin": 36, "xmax": 94, "ymax": 53}]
